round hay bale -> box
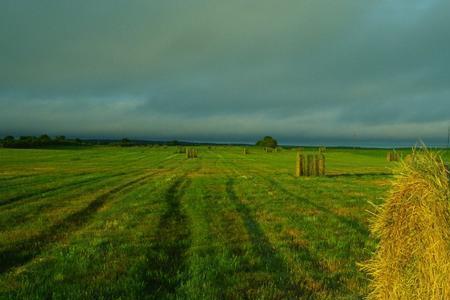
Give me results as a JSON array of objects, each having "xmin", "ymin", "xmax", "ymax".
[{"xmin": 362, "ymin": 149, "xmax": 450, "ymax": 300}]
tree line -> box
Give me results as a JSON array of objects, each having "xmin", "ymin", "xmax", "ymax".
[
  {"xmin": 0, "ymin": 136, "xmax": 186, "ymax": 148},
  {"xmin": 1, "ymin": 135, "xmax": 83, "ymax": 148},
  {"xmin": 1, "ymin": 135, "xmax": 280, "ymax": 149}
]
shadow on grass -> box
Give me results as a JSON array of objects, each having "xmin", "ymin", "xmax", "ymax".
[
  {"xmin": 226, "ymin": 178, "xmax": 316, "ymax": 298},
  {"xmin": 144, "ymin": 176, "xmax": 191, "ymax": 298},
  {"xmin": 325, "ymin": 172, "xmax": 392, "ymax": 178},
  {"xmin": 240, "ymin": 176, "xmax": 353, "ymax": 296},
  {"xmin": 265, "ymin": 177, "xmax": 370, "ymax": 238},
  {"xmin": 0, "ymin": 173, "xmax": 155, "ymax": 274}
]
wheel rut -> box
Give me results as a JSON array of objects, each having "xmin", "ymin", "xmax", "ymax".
[
  {"xmin": 144, "ymin": 175, "xmax": 192, "ymax": 298},
  {"xmin": 0, "ymin": 171, "xmax": 159, "ymax": 274}
]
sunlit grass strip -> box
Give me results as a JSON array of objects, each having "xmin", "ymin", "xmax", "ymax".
[{"xmin": 362, "ymin": 148, "xmax": 450, "ymax": 300}]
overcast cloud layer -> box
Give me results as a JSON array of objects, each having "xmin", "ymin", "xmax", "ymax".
[{"xmin": 1, "ymin": 0, "xmax": 449, "ymax": 145}]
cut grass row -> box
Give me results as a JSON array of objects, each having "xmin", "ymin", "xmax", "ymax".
[{"xmin": 0, "ymin": 149, "xmax": 184, "ymax": 272}]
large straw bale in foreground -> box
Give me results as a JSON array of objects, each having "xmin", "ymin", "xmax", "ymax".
[{"xmin": 362, "ymin": 149, "xmax": 450, "ymax": 300}]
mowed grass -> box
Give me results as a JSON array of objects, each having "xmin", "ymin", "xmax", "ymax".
[{"xmin": 0, "ymin": 146, "xmax": 447, "ymax": 299}]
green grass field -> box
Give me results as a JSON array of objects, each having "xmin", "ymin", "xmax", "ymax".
[{"xmin": 0, "ymin": 146, "xmax": 448, "ymax": 299}]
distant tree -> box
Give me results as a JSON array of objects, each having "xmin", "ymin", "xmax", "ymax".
[
  {"xmin": 18, "ymin": 136, "xmax": 35, "ymax": 147},
  {"xmin": 167, "ymin": 140, "xmax": 180, "ymax": 146},
  {"xmin": 2, "ymin": 134, "xmax": 87, "ymax": 148},
  {"xmin": 256, "ymin": 136, "xmax": 278, "ymax": 148},
  {"xmin": 37, "ymin": 134, "xmax": 51, "ymax": 146},
  {"xmin": 120, "ymin": 138, "xmax": 131, "ymax": 147},
  {"xmin": 1, "ymin": 135, "xmax": 15, "ymax": 147},
  {"xmin": 39, "ymin": 134, "xmax": 50, "ymax": 141}
]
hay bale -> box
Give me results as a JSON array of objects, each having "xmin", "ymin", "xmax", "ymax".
[
  {"xmin": 318, "ymin": 154, "xmax": 325, "ymax": 176},
  {"xmin": 296, "ymin": 153, "xmax": 305, "ymax": 177},
  {"xmin": 186, "ymin": 148, "xmax": 197, "ymax": 158},
  {"xmin": 296, "ymin": 153, "xmax": 326, "ymax": 177},
  {"xmin": 387, "ymin": 150, "xmax": 400, "ymax": 162},
  {"xmin": 176, "ymin": 147, "xmax": 185, "ymax": 154},
  {"xmin": 362, "ymin": 149, "xmax": 450, "ymax": 300},
  {"xmin": 306, "ymin": 154, "xmax": 314, "ymax": 176},
  {"xmin": 314, "ymin": 154, "xmax": 320, "ymax": 176}
]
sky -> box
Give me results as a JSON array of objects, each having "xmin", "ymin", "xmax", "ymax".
[{"xmin": 0, "ymin": 0, "xmax": 449, "ymax": 145}]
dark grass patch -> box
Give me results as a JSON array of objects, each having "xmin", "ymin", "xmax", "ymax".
[
  {"xmin": 225, "ymin": 178, "xmax": 308, "ymax": 298},
  {"xmin": 144, "ymin": 176, "xmax": 191, "ymax": 298}
]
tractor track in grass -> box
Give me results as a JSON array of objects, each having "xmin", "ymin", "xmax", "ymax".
[
  {"xmin": 226, "ymin": 155, "xmax": 370, "ymax": 237},
  {"xmin": 0, "ymin": 172, "xmax": 93, "ymax": 190},
  {"xmin": 144, "ymin": 174, "xmax": 192, "ymax": 298},
  {"xmin": 225, "ymin": 177, "xmax": 307, "ymax": 297},
  {"xmin": 0, "ymin": 153, "xmax": 181, "ymax": 207},
  {"xmin": 212, "ymin": 151, "xmax": 350, "ymax": 297},
  {"xmin": 209, "ymin": 151, "xmax": 305, "ymax": 296},
  {"xmin": 0, "ymin": 173, "xmax": 38, "ymax": 183},
  {"xmin": 0, "ymin": 171, "xmax": 154, "ymax": 230},
  {"xmin": 223, "ymin": 154, "xmax": 353, "ymax": 295},
  {"xmin": 0, "ymin": 168, "xmax": 175, "ymax": 275},
  {"xmin": 263, "ymin": 176, "xmax": 370, "ymax": 237},
  {"xmin": 0, "ymin": 172, "xmax": 128, "ymax": 207}
]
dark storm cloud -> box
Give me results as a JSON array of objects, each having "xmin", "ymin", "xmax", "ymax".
[{"xmin": 0, "ymin": 0, "xmax": 449, "ymax": 144}]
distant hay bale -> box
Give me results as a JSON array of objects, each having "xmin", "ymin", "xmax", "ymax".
[
  {"xmin": 387, "ymin": 150, "xmax": 400, "ymax": 162},
  {"xmin": 314, "ymin": 154, "xmax": 320, "ymax": 175},
  {"xmin": 264, "ymin": 147, "xmax": 273, "ymax": 153},
  {"xmin": 317, "ymin": 154, "xmax": 325, "ymax": 176},
  {"xmin": 362, "ymin": 149, "xmax": 450, "ymax": 300},
  {"xmin": 295, "ymin": 152, "xmax": 325, "ymax": 177},
  {"xmin": 306, "ymin": 154, "xmax": 314, "ymax": 176},
  {"xmin": 186, "ymin": 148, "xmax": 197, "ymax": 158},
  {"xmin": 176, "ymin": 146, "xmax": 185, "ymax": 154},
  {"xmin": 296, "ymin": 152, "xmax": 304, "ymax": 177}
]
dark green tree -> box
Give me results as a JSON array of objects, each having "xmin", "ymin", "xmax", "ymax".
[
  {"xmin": 256, "ymin": 136, "xmax": 278, "ymax": 148},
  {"xmin": 38, "ymin": 134, "xmax": 51, "ymax": 146},
  {"xmin": 1, "ymin": 136, "xmax": 15, "ymax": 147},
  {"xmin": 120, "ymin": 138, "xmax": 131, "ymax": 147}
]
